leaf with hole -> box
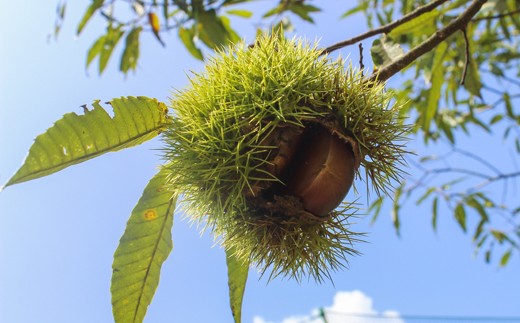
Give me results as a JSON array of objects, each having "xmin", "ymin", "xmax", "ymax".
[{"xmin": 5, "ymin": 97, "xmax": 169, "ymax": 187}]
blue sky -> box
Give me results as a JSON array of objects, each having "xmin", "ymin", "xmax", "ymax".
[{"xmin": 1, "ymin": 1, "xmax": 519, "ymax": 323}]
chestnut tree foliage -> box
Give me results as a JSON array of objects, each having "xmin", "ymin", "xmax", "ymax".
[{"xmin": 7, "ymin": 0, "xmax": 520, "ymax": 322}]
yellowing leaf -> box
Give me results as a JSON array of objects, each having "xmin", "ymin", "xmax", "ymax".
[{"xmin": 148, "ymin": 12, "xmax": 165, "ymax": 47}]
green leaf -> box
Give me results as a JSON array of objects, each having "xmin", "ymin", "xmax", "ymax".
[
  {"xmin": 490, "ymin": 114, "xmax": 503, "ymax": 125},
  {"xmin": 368, "ymin": 196, "xmax": 384, "ymax": 224},
  {"xmin": 226, "ymin": 9, "xmax": 253, "ymax": 18},
  {"xmin": 178, "ymin": 27, "xmax": 204, "ymax": 60},
  {"xmin": 87, "ymin": 34, "xmax": 107, "ymax": 68},
  {"xmin": 416, "ymin": 187, "xmax": 435, "ymax": 205},
  {"xmin": 423, "ymin": 41, "xmax": 448, "ymax": 136},
  {"xmin": 466, "ymin": 196, "xmax": 489, "ymax": 221},
  {"xmin": 454, "ymin": 203, "xmax": 467, "ymax": 232},
  {"xmin": 5, "ymin": 97, "xmax": 170, "ymax": 187},
  {"xmin": 504, "ymin": 92, "xmax": 514, "ymax": 118},
  {"xmin": 391, "ymin": 184, "xmax": 403, "ymax": 236},
  {"xmin": 197, "ymin": 9, "xmax": 231, "ymax": 49},
  {"xmin": 432, "ymin": 197, "xmax": 439, "ymax": 233},
  {"xmin": 226, "ymin": 248, "xmax": 249, "ymax": 323},
  {"xmin": 111, "ymin": 170, "xmax": 176, "ymax": 323},
  {"xmin": 491, "ymin": 229, "xmax": 507, "ymax": 243},
  {"xmin": 389, "ymin": 10, "xmax": 439, "ymax": 38},
  {"xmin": 262, "ymin": 5, "xmax": 284, "ymax": 18},
  {"xmin": 500, "ymin": 249, "xmax": 512, "ymax": 267},
  {"xmin": 77, "ymin": 0, "xmax": 104, "ymax": 35},
  {"xmin": 99, "ymin": 26, "xmax": 125, "ymax": 74},
  {"xmin": 120, "ymin": 27, "xmax": 142, "ymax": 74},
  {"xmin": 288, "ymin": 3, "xmax": 321, "ymax": 23},
  {"xmin": 340, "ymin": 3, "xmax": 368, "ymax": 19},
  {"xmin": 370, "ymin": 35, "xmax": 404, "ymax": 68},
  {"xmin": 462, "ymin": 50, "xmax": 483, "ymax": 98}
]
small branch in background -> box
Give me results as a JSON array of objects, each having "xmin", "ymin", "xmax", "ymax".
[
  {"xmin": 321, "ymin": 0, "xmax": 450, "ymax": 55},
  {"xmin": 358, "ymin": 43, "xmax": 365, "ymax": 76},
  {"xmin": 460, "ymin": 28, "xmax": 470, "ymax": 85},
  {"xmin": 473, "ymin": 8, "xmax": 520, "ymax": 21},
  {"xmin": 367, "ymin": 0, "xmax": 487, "ymax": 83},
  {"xmin": 453, "ymin": 148, "xmax": 501, "ymax": 174}
]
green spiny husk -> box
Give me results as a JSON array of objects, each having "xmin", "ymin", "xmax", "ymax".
[{"xmin": 163, "ymin": 31, "xmax": 408, "ymax": 281}]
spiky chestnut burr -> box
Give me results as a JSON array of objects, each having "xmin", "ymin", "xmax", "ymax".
[{"xmin": 163, "ymin": 31, "xmax": 408, "ymax": 281}]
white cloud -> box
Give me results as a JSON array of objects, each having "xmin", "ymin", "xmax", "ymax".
[{"xmin": 253, "ymin": 290, "xmax": 404, "ymax": 323}]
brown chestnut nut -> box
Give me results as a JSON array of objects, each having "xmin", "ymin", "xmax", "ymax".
[{"xmin": 282, "ymin": 125, "xmax": 355, "ymax": 217}]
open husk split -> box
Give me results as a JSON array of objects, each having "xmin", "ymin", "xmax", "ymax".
[{"xmin": 163, "ymin": 32, "xmax": 408, "ymax": 281}]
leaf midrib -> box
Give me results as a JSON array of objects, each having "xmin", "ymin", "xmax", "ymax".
[
  {"xmin": 10, "ymin": 126, "xmax": 163, "ymax": 186},
  {"xmin": 132, "ymin": 197, "xmax": 175, "ymax": 323}
]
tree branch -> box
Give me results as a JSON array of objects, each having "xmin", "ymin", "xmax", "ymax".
[
  {"xmin": 321, "ymin": 0, "xmax": 450, "ymax": 55},
  {"xmin": 473, "ymin": 9, "xmax": 520, "ymax": 21},
  {"xmin": 367, "ymin": 0, "xmax": 487, "ymax": 83}
]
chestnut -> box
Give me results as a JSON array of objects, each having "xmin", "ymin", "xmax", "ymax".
[{"xmin": 281, "ymin": 125, "xmax": 356, "ymax": 217}]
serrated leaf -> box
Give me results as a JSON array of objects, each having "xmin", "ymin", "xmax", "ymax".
[
  {"xmin": 423, "ymin": 41, "xmax": 448, "ymax": 136},
  {"xmin": 120, "ymin": 27, "xmax": 142, "ymax": 74},
  {"xmin": 370, "ymin": 35, "xmax": 404, "ymax": 67},
  {"xmin": 226, "ymin": 248, "xmax": 249, "ymax": 323},
  {"xmin": 226, "ymin": 9, "xmax": 253, "ymax": 18},
  {"xmin": 178, "ymin": 27, "xmax": 203, "ymax": 60},
  {"xmin": 5, "ymin": 97, "xmax": 170, "ymax": 187},
  {"xmin": 111, "ymin": 170, "xmax": 176, "ymax": 323},
  {"xmin": 77, "ymin": 0, "xmax": 104, "ymax": 35},
  {"xmin": 454, "ymin": 203, "xmax": 467, "ymax": 232}
]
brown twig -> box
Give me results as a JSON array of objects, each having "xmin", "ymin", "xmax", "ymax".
[
  {"xmin": 460, "ymin": 28, "xmax": 470, "ymax": 85},
  {"xmin": 473, "ymin": 8, "xmax": 520, "ymax": 21},
  {"xmin": 358, "ymin": 43, "xmax": 364, "ymax": 76},
  {"xmin": 367, "ymin": 0, "xmax": 487, "ymax": 83},
  {"xmin": 321, "ymin": 0, "xmax": 450, "ymax": 55}
]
